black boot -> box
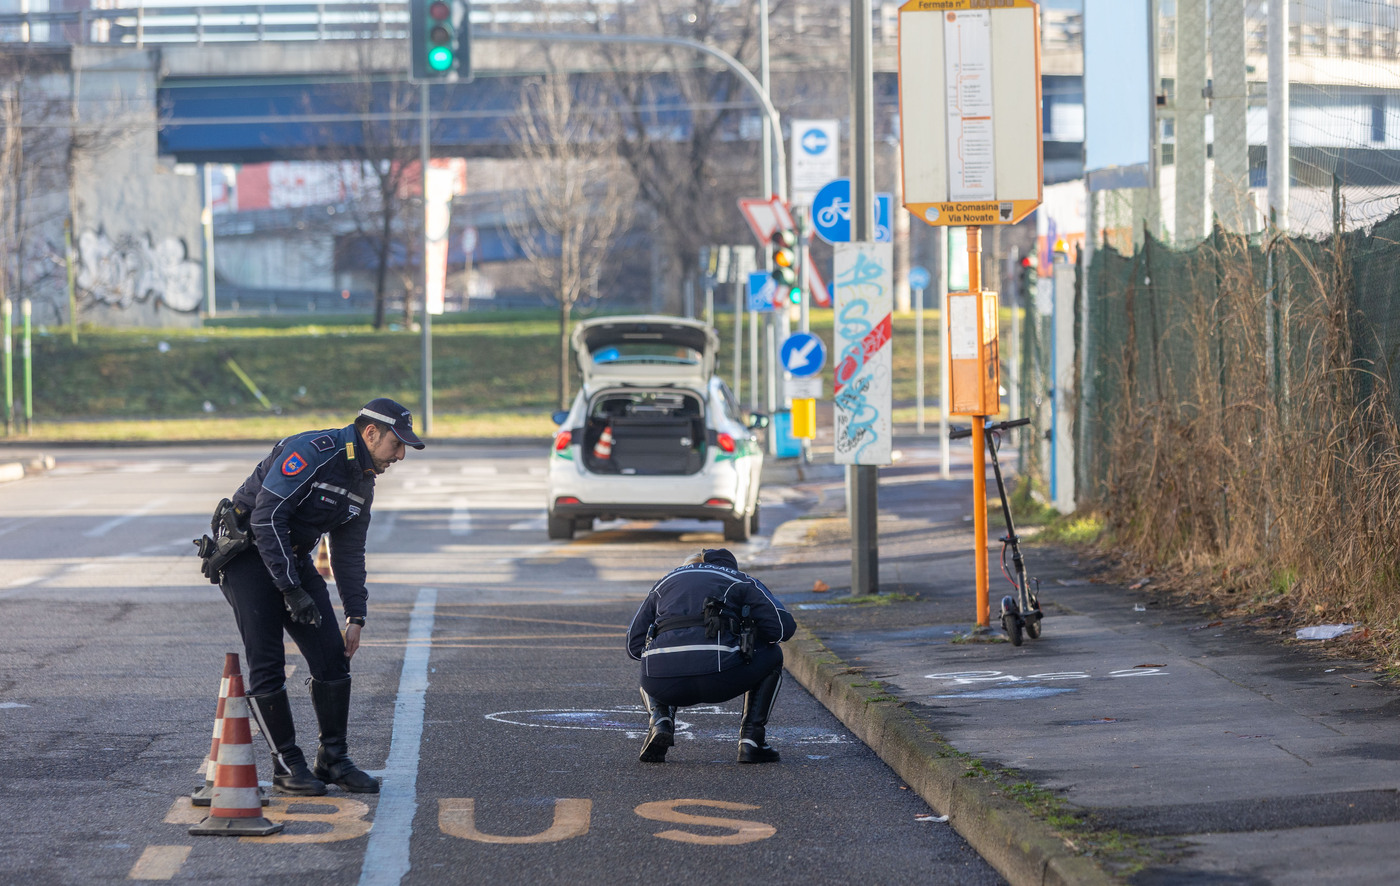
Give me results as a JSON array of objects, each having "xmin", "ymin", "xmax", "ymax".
[
  {"xmin": 638, "ymin": 689, "xmax": 676, "ymax": 763},
  {"xmin": 249, "ymin": 688, "xmax": 327, "ymax": 796},
  {"xmin": 737, "ymin": 667, "xmax": 783, "ymax": 764},
  {"xmin": 308, "ymin": 677, "xmax": 381, "ymax": 793}
]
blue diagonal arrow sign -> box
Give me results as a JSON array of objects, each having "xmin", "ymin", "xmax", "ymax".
[{"xmin": 781, "ymin": 332, "xmax": 826, "ymax": 379}]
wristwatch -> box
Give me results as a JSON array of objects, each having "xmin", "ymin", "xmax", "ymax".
[{"xmin": 346, "ymin": 616, "xmax": 366, "ymax": 627}]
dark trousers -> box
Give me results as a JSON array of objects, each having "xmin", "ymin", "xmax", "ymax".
[
  {"xmin": 220, "ymin": 547, "xmax": 349, "ymax": 697},
  {"xmin": 640, "ymin": 645, "xmax": 783, "ymax": 707}
]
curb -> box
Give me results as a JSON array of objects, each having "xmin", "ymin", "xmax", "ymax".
[
  {"xmin": 783, "ymin": 626, "xmax": 1120, "ymax": 886},
  {"xmin": 0, "ymin": 455, "xmax": 54, "ymax": 484}
]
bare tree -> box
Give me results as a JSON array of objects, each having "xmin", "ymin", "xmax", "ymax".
[
  {"xmin": 304, "ymin": 42, "xmax": 425, "ymax": 331},
  {"xmin": 508, "ymin": 69, "xmax": 636, "ymax": 409},
  {"xmin": 582, "ymin": 0, "xmax": 766, "ymax": 309}
]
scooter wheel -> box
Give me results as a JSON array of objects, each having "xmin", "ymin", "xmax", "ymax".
[
  {"xmin": 1026, "ymin": 615, "xmax": 1042, "ymax": 639},
  {"xmin": 1004, "ymin": 615, "xmax": 1024, "ymax": 646}
]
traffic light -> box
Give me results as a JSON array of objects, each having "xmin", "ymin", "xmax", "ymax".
[
  {"xmin": 411, "ymin": 0, "xmax": 471, "ymax": 82},
  {"xmin": 1019, "ymin": 254, "xmax": 1037, "ymax": 303},
  {"xmin": 770, "ymin": 229, "xmax": 801, "ymax": 305}
]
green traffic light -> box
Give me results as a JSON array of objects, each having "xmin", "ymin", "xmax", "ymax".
[
  {"xmin": 787, "ymin": 286, "xmax": 802, "ymax": 305},
  {"xmin": 428, "ymin": 46, "xmax": 454, "ymax": 71}
]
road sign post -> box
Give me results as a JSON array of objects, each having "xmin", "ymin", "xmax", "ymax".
[
  {"xmin": 909, "ymin": 264, "xmax": 931, "ymax": 434},
  {"xmin": 899, "ymin": 0, "xmax": 1043, "ymax": 628}
]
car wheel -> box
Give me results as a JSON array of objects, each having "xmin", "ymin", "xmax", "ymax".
[
  {"xmin": 748, "ymin": 503, "xmax": 761, "ymax": 535},
  {"xmin": 547, "ymin": 512, "xmax": 575, "ymax": 540},
  {"xmin": 723, "ymin": 513, "xmax": 751, "ymax": 542}
]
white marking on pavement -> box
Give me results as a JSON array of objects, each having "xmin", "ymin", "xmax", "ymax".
[
  {"xmin": 357, "ymin": 586, "xmax": 436, "ymax": 886},
  {"xmin": 449, "ymin": 499, "xmax": 472, "ymax": 536},
  {"xmin": 82, "ymin": 498, "xmax": 169, "ymax": 538}
]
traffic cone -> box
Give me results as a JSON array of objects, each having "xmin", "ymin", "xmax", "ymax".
[
  {"xmin": 189, "ymin": 670, "xmax": 284, "ymax": 837},
  {"xmin": 593, "ymin": 425, "xmax": 615, "ymax": 460},
  {"xmin": 315, "ymin": 538, "xmax": 332, "ymax": 578},
  {"xmin": 190, "ymin": 654, "xmax": 236, "ymax": 806}
]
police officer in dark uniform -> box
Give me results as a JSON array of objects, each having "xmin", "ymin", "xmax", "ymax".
[
  {"xmin": 201, "ymin": 398, "xmax": 423, "ymax": 795},
  {"xmin": 626, "ymin": 548, "xmax": 796, "ymax": 764}
]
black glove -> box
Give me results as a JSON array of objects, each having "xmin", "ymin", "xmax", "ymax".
[{"xmin": 283, "ymin": 585, "xmax": 322, "ymax": 627}]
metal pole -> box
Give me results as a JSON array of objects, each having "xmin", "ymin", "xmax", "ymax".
[
  {"xmin": 938, "ymin": 229, "xmax": 950, "ymax": 479},
  {"xmin": 915, "ymin": 284, "xmax": 925, "ymax": 434},
  {"xmin": 65, "ymin": 219, "xmax": 77, "ymax": 343},
  {"xmin": 797, "ymin": 207, "xmax": 811, "ymax": 465},
  {"xmin": 202, "ymin": 164, "xmax": 217, "ymax": 319},
  {"xmin": 2, "ymin": 298, "xmax": 11, "ymax": 435},
  {"xmin": 750, "ymin": 309, "xmax": 759, "ymax": 413},
  {"xmin": 1078, "ymin": 189, "xmax": 1096, "ymax": 505},
  {"xmin": 967, "ymin": 227, "xmax": 988, "ymax": 627},
  {"xmin": 733, "ymin": 287, "xmax": 743, "ymax": 401},
  {"xmin": 21, "ymin": 298, "xmax": 32, "ymax": 434},
  {"xmin": 419, "ymin": 81, "xmax": 433, "ymax": 435},
  {"xmin": 850, "ymin": 0, "xmax": 878, "ymax": 595},
  {"xmin": 759, "ymin": 0, "xmax": 772, "ymax": 200},
  {"xmin": 1268, "ymin": 0, "xmax": 1291, "ymax": 419}
]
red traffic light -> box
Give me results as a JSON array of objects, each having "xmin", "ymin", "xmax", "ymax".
[{"xmin": 429, "ymin": 0, "xmax": 450, "ymax": 21}]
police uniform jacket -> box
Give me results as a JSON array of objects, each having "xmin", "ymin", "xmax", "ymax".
[
  {"xmin": 626, "ymin": 558, "xmax": 796, "ymax": 678},
  {"xmin": 229, "ymin": 424, "xmax": 376, "ymax": 619}
]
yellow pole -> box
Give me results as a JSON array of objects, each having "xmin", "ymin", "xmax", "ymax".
[{"xmin": 967, "ymin": 226, "xmax": 989, "ymax": 628}]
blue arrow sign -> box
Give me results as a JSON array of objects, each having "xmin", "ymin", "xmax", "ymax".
[
  {"xmin": 812, "ymin": 178, "xmax": 893, "ymax": 245},
  {"xmin": 908, "ymin": 265, "xmax": 931, "ymax": 290},
  {"xmin": 781, "ymin": 332, "xmax": 827, "ymax": 378},
  {"xmin": 747, "ymin": 271, "xmax": 776, "ymax": 313},
  {"xmin": 800, "ymin": 127, "xmax": 830, "ymax": 155}
]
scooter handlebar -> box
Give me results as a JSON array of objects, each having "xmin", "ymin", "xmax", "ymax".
[{"xmin": 948, "ymin": 417, "xmax": 1031, "ymax": 441}]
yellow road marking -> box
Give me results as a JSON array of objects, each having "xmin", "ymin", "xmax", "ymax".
[
  {"xmin": 439, "ymin": 798, "xmax": 591, "ymax": 844},
  {"xmin": 634, "ymin": 800, "xmax": 777, "ymax": 845},
  {"xmin": 243, "ymin": 796, "xmax": 371, "ymax": 844},
  {"xmin": 128, "ymin": 845, "xmax": 190, "ymax": 880}
]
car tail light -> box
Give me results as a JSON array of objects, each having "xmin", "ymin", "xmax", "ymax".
[
  {"xmin": 717, "ymin": 432, "xmax": 736, "ymax": 453},
  {"xmin": 555, "ymin": 496, "xmax": 581, "ymax": 506},
  {"xmin": 705, "ymin": 498, "xmax": 732, "ymax": 508},
  {"xmin": 553, "ymin": 430, "xmax": 572, "ymax": 451}
]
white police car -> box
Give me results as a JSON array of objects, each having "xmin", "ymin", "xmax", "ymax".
[{"xmin": 546, "ymin": 315, "xmax": 767, "ymax": 541}]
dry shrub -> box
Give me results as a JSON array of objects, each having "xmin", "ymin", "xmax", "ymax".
[{"xmin": 1092, "ymin": 225, "xmax": 1400, "ymax": 670}]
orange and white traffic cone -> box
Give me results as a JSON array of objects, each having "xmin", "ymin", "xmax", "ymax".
[
  {"xmin": 593, "ymin": 426, "xmax": 615, "ymax": 460},
  {"xmin": 190, "ymin": 653, "xmax": 236, "ymax": 806},
  {"xmin": 315, "ymin": 538, "xmax": 331, "ymax": 579},
  {"xmin": 189, "ymin": 670, "xmax": 283, "ymax": 837}
]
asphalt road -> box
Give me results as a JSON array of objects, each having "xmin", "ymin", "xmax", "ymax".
[{"xmin": 0, "ymin": 443, "xmax": 1002, "ymax": 885}]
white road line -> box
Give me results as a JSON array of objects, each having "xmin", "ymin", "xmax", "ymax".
[
  {"xmin": 448, "ymin": 498, "xmax": 472, "ymax": 536},
  {"xmin": 358, "ymin": 586, "xmax": 436, "ymax": 886},
  {"xmin": 82, "ymin": 498, "xmax": 169, "ymax": 538}
]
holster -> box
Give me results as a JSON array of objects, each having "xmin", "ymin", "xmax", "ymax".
[{"xmin": 194, "ymin": 498, "xmax": 252, "ymax": 584}]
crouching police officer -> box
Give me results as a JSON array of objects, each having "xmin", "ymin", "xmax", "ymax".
[
  {"xmin": 626, "ymin": 548, "xmax": 796, "ymax": 764},
  {"xmin": 198, "ymin": 398, "xmax": 423, "ymax": 795}
]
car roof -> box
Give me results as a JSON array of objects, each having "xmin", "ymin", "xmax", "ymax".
[{"xmin": 572, "ymin": 315, "xmax": 719, "ymax": 386}]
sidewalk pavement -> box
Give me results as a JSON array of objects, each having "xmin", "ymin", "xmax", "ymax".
[{"xmin": 748, "ymin": 442, "xmax": 1400, "ymax": 886}]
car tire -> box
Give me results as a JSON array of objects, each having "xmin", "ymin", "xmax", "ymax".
[
  {"xmin": 748, "ymin": 503, "xmax": 761, "ymax": 536},
  {"xmin": 547, "ymin": 512, "xmax": 575, "ymax": 540},
  {"xmin": 723, "ymin": 513, "xmax": 751, "ymax": 542}
]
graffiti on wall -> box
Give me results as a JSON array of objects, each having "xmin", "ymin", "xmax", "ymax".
[{"xmin": 76, "ymin": 228, "xmax": 204, "ymax": 313}]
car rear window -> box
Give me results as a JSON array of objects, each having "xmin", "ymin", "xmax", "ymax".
[{"xmin": 592, "ymin": 343, "xmax": 702, "ymax": 366}]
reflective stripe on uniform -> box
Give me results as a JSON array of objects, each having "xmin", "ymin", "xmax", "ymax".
[{"xmin": 641, "ymin": 643, "xmax": 741, "ymax": 657}]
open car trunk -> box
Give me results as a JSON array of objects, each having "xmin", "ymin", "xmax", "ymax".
[{"xmin": 582, "ymin": 390, "xmax": 705, "ymax": 476}]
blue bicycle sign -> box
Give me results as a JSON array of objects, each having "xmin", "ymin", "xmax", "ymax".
[{"xmin": 811, "ymin": 179, "xmax": 892, "ymax": 245}]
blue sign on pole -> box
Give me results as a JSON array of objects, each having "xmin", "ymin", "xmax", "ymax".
[
  {"xmin": 812, "ymin": 178, "xmax": 893, "ymax": 245},
  {"xmin": 747, "ymin": 271, "xmax": 775, "ymax": 312},
  {"xmin": 908, "ymin": 265, "xmax": 931, "ymax": 290},
  {"xmin": 780, "ymin": 332, "xmax": 827, "ymax": 378},
  {"xmin": 799, "ymin": 126, "xmax": 830, "ymax": 155}
]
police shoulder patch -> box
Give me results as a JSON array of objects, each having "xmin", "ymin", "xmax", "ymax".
[
  {"xmin": 310, "ymin": 434, "xmax": 335, "ymax": 452},
  {"xmin": 281, "ymin": 451, "xmax": 308, "ymax": 476}
]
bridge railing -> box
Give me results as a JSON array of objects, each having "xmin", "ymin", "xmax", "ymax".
[
  {"xmin": 0, "ymin": 0, "xmax": 617, "ymax": 47},
  {"xmin": 0, "ymin": 3, "xmax": 407, "ymax": 46}
]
